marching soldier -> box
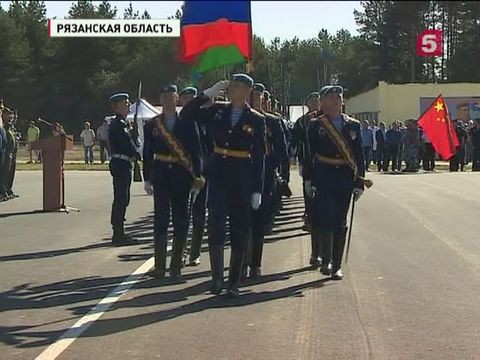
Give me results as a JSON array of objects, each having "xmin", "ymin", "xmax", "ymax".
[
  {"xmin": 183, "ymin": 74, "xmax": 266, "ymax": 297},
  {"xmin": 143, "ymin": 84, "xmax": 204, "ymax": 280},
  {"xmin": 303, "ymin": 85, "xmax": 367, "ymax": 280},
  {"xmin": 242, "ymin": 83, "xmax": 287, "ymax": 279},
  {"xmin": 292, "ymin": 91, "xmax": 321, "ymax": 267},
  {"xmin": 178, "ymin": 86, "xmax": 209, "ymax": 267},
  {"xmin": 108, "ymin": 93, "xmax": 141, "ymax": 246}
]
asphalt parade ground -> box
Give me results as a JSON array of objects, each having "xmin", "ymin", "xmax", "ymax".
[{"xmin": 1, "ymin": 170, "xmax": 480, "ymax": 360}]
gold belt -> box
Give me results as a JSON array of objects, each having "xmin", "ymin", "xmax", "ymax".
[
  {"xmin": 154, "ymin": 153, "xmax": 179, "ymax": 163},
  {"xmin": 314, "ymin": 154, "xmax": 348, "ymax": 166},
  {"xmin": 214, "ymin": 146, "xmax": 250, "ymax": 159}
]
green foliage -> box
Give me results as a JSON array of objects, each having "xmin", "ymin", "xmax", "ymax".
[{"xmin": 0, "ymin": 0, "xmax": 478, "ymax": 137}]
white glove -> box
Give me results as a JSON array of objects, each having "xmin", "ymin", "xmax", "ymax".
[
  {"xmin": 251, "ymin": 193, "xmax": 262, "ymax": 210},
  {"xmin": 204, "ymin": 80, "xmax": 229, "ymax": 99},
  {"xmin": 144, "ymin": 181, "xmax": 153, "ymax": 196},
  {"xmin": 304, "ymin": 180, "xmax": 313, "ymax": 198},
  {"xmin": 190, "ymin": 189, "xmax": 200, "ymax": 204},
  {"xmin": 353, "ymin": 188, "xmax": 364, "ymax": 202}
]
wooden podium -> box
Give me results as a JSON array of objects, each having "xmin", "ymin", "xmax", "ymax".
[{"xmin": 31, "ymin": 135, "xmax": 74, "ymax": 212}]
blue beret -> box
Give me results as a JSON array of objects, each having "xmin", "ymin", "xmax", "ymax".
[
  {"xmin": 180, "ymin": 86, "xmax": 197, "ymax": 96},
  {"xmin": 160, "ymin": 84, "xmax": 178, "ymax": 94},
  {"xmin": 109, "ymin": 92, "xmax": 129, "ymax": 103},
  {"xmin": 263, "ymin": 91, "xmax": 271, "ymax": 100},
  {"xmin": 231, "ymin": 73, "xmax": 254, "ymax": 87},
  {"xmin": 253, "ymin": 83, "xmax": 266, "ymax": 92},
  {"xmin": 305, "ymin": 92, "xmax": 320, "ymax": 101},
  {"xmin": 319, "ymin": 85, "xmax": 343, "ymax": 98}
]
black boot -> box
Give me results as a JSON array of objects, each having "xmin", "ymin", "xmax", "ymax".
[
  {"xmin": 319, "ymin": 232, "xmax": 334, "ymax": 276},
  {"xmin": 170, "ymin": 236, "xmax": 187, "ymax": 281},
  {"xmin": 147, "ymin": 234, "xmax": 167, "ymax": 279},
  {"xmin": 227, "ymin": 249, "xmax": 245, "ymax": 298},
  {"xmin": 309, "ymin": 233, "xmax": 321, "ymax": 268},
  {"xmin": 250, "ymin": 234, "xmax": 264, "ymax": 278},
  {"xmin": 332, "ymin": 227, "xmax": 348, "ymax": 278},
  {"xmin": 209, "ymin": 245, "xmax": 224, "ymax": 294},
  {"xmin": 189, "ymin": 226, "xmax": 204, "ymax": 266}
]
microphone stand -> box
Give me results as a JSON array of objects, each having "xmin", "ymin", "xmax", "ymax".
[{"xmin": 38, "ymin": 118, "xmax": 79, "ymax": 214}]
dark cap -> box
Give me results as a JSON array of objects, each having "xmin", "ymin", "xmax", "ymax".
[
  {"xmin": 179, "ymin": 86, "xmax": 197, "ymax": 96},
  {"xmin": 253, "ymin": 83, "xmax": 266, "ymax": 92},
  {"xmin": 160, "ymin": 84, "xmax": 178, "ymax": 94},
  {"xmin": 319, "ymin": 85, "xmax": 343, "ymax": 98},
  {"xmin": 231, "ymin": 73, "xmax": 254, "ymax": 87},
  {"xmin": 263, "ymin": 91, "xmax": 271, "ymax": 100},
  {"xmin": 306, "ymin": 92, "xmax": 320, "ymax": 102},
  {"xmin": 109, "ymin": 92, "xmax": 130, "ymax": 103}
]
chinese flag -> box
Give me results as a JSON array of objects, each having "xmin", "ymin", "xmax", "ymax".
[{"xmin": 418, "ymin": 95, "xmax": 459, "ymax": 160}]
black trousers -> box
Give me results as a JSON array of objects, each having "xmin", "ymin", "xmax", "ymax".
[
  {"xmin": 311, "ymin": 169, "xmax": 353, "ymax": 272},
  {"xmin": 248, "ymin": 164, "xmax": 275, "ymax": 269},
  {"xmin": 362, "ymin": 146, "xmax": 372, "ymax": 170},
  {"xmin": 450, "ymin": 147, "xmax": 465, "ymax": 172},
  {"xmin": 472, "ymin": 146, "xmax": 480, "ymax": 171},
  {"xmin": 422, "ymin": 143, "xmax": 436, "ymax": 171},
  {"xmin": 109, "ymin": 158, "xmax": 132, "ymax": 229},
  {"xmin": 376, "ymin": 145, "xmax": 385, "ymax": 171},
  {"xmin": 99, "ymin": 140, "xmax": 110, "ymax": 163},
  {"xmin": 384, "ymin": 144, "xmax": 399, "ymax": 171},
  {"xmin": 152, "ymin": 167, "xmax": 191, "ymax": 272},
  {"xmin": 189, "ymin": 181, "xmax": 208, "ymax": 261}
]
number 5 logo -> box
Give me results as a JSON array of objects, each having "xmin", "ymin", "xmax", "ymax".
[{"xmin": 417, "ymin": 30, "xmax": 443, "ymax": 57}]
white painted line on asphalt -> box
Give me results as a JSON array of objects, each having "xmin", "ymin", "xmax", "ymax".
[{"xmin": 35, "ymin": 255, "xmax": 157, "ymax": 360}]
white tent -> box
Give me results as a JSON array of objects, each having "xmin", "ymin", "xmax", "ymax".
[
  {"xmin": 125, "ymin": 98, "xmax": 182, "ymax": 153},
  {"xmin": 289, "ymin": 105, "xmax": 308, "ymax": 123}
]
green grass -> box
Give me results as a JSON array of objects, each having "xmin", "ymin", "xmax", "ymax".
[{"xmin": 17, "ymin": 162, "xmax": 110, "ymax": 171}]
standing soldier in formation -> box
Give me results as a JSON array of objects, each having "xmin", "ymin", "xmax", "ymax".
[
  {"xmin": 402, "ymin": 119, "xmax": 420, "ymax": 172},
  {"xmin": 303, "ymin": 85, "xmax": 367, "ymax": 279},
  {"xmin": 0, "ymin": 107, "xmax": 18, "ymax": 200},
  {"xmin": 184, "ymin": 75, "xmax": 265, "ymax": 297},
  {"xmin": 108, "ymin": 93, "xmax": 141, "ymax": 246},
  {"xmin": 178, "ymin": 85, "xmax": 210, "ymax": 267},
  {"xmin": 469, "ymin": 118, "xmax": 480, "ymax": 171},
  {"xmin": 143, "ymin": 85, "xmax": 204, "ymax": 280},
  {"xmin": 242, "ymin": 83, "xmax": 287, "ymax": 279},
  {"xmin": 292, "ymin": 91, "xmax": 321, "ymax": 266}
]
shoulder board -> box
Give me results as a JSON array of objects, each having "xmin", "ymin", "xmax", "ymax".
[{"xmin": 344, "ymin": 114, "xmax": 360, "ymax": 124}]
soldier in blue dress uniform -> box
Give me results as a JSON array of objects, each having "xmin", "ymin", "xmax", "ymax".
[
  {"xmin": 241, "ymin": 83, "xmax": 287, "ymax": 279},
  {"xmin": 303, "ymin": 85, "xmax": 367, "ymax": 280},
  {"xmin": 292, "ymin": 91, "xmax": 321, "ymax": 266},
  {"xmin": 179, "ymin": 85, "xmax": 212, "ymax": 267},
  {"xmin": 182, "ymin": 74, "xmax": 266, "ymax": 297},
  {"xmin": 108, "ymin": 93, "xmax": 141, "ymax": 246},
  {"xmin": 143, "ymin": 84, "xmax": 204, "ymax": 280}
]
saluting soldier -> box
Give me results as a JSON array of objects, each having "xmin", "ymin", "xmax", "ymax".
[
  {"xmin": 303, "ymin": 85, "xmax": 367, "ymax": 280},
  {"xmin": 143, "ymin": 85, "xmax": 204, "ymax": 280},
  {"xmin": 108, "ymin": 93, "xmax": 141, "ymax": 246},
  {"xmin": 183, "ymin": 74, "xmax": 266, "ymax": 297},
  {"xmin": 0, "ymin": 107, "xmax": 17, "ymax": 200}
]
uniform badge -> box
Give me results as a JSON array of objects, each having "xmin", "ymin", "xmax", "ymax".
[
  {"xmin": 152, "ymin": 128, "xmax": 159, "ymax": 137},
  {"xmin": 242, "ymin": 124, "xmax": 254, "ymax": 135}
]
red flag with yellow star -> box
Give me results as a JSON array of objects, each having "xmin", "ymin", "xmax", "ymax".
[{"xmin": 418, "ymin": 95, "xmax": 459, "ymax": 160}]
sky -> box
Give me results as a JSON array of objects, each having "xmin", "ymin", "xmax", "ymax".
[{"xmin": 1, "ymin": 1, "xmax": 361, "ymax": 41}]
